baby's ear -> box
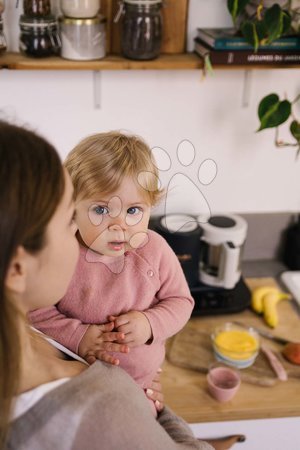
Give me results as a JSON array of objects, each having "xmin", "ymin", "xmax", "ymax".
[{"xmin": 5, "ymin": 246, "xmax": 28, "ymax": 294}]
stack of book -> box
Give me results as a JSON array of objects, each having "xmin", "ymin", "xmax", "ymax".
[{"xmin": 194, "ymin": 28, "xmax": 300, "ymax": 66}]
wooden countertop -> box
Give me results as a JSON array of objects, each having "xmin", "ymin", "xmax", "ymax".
[{"xmin": 161, "ymin": 278, "xmax": 300, "ymax": 423}]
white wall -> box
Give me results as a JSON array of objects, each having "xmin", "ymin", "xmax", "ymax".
[{"xmin": 1, "ymin": 0, "xmax": 300, "ymax": 216}]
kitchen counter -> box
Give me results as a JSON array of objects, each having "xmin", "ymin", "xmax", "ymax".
[{"xmin": 161, "ymin": 278, "xmax": 300, "ymax": 424}]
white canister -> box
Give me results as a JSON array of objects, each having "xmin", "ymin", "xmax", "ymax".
[
  {"xmin": 59, "ymin": 16, "xmax": 106, "ymax": 61},
  {"xmin": 60, "ymin": 0, "xmax": 100, "ymax": 18}
]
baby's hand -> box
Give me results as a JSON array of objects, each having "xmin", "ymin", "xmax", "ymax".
[
  {"xmin": 146, "ymin": 368, "xmax": 164, "ymax": 413},
  {"xmin": 78, "ymin": 322, "xmax": 129, "ymax": 365},
  {"xmin": 108, "ymin": 311, "xmax": 152, "ymax": 347}
]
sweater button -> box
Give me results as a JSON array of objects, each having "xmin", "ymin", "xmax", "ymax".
[{"xmin": 147, "ymin": 270, "xmax": 154, "ymax": 277}]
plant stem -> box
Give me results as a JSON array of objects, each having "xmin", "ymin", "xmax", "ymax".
[{"xmin": 292, "ymin": 93, "xmax": 300, "ymax": 104}]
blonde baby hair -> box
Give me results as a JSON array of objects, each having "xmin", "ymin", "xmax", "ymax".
[{"xmin": 64, "ymin": 131, "xmax": 163, "ymax": 206}]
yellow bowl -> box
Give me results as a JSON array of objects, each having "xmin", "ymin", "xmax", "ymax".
[{"xmin": 211, "ymin": 323, "xmax": 259, "ymax": 367}]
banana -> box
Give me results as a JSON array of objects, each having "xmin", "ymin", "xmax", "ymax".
[
  {"xmin": 263, "ymin": 291, "xmax": 291, "ymax": 328},
  {"xmin": 251, "ymin": 286, "xmax": 280, "ymax": 314}
]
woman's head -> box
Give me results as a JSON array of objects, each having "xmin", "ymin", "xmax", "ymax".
[
  {"xmin": 65, "ymin": 131, "xmax": 163, "ymax": 206},
  {"xmin": 0, "ymin": 121, "xmax": 78, "ymax": 312},
  {"xmin": 0, "ymin": 121, "xmax": 78, "ymax": 445}
]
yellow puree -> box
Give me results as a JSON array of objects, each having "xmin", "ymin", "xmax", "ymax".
[{"xmin": 215, "ymin": 330, "xmax": 258, "ymax": 360}]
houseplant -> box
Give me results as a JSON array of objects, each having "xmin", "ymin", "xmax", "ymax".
[
  {"xmin": 227, "ymin": 0, "xmax": 299, "ymax": 50},
  {"xmin": 257, "ymin": 92, "xmax": 300, "ymax": 158},
  {"xmin": 227, "ymin": 1, "xmax": 300, "ymax": 157}
]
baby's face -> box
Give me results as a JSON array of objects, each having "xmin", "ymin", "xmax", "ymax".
[{"xmin": 75, "ymin": 176, "xmax": 151, "ymax": 257}]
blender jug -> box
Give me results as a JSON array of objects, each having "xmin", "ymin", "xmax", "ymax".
[{"xmin": 199, "ymin": 215, "xmax": 247, "ymax": 289}]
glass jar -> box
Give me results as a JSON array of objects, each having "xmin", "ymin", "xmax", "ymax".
[
  {"xmin": 23, "ymin": 0, "xmax": 51, "ymax": 17},
  {"xmin": 59, "ymin": 16, "xmax": 106, "ymax": 61},
  {"xmin": 0, "ymin": 17, "xmax": 6, "ymax": 54},
  {"xmin": 19, "ymin": 15, "xmax": 61, "ymax": 58},
  {"xmin": 121, "ymin": 0, "xmax": 162, "ymax": 60},
  {"xmin": 60, "ymin": 0, "xmax": 100, "ymax": 19}
]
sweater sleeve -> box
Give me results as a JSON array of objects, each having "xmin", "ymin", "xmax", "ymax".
[
  {"xmin": 143, "ymin": 233, "xmax": 195, "ymax": 343},
  {"xmin": 74, "ymin": 404, "xmax": 213, "ymax": 450},
  {"xmin": 71, "ymin": 370, "xmax": 213, "ymax": 450},
  {"xmin": 157, "ymin": 407, "xmax": 214, "ymax": 450},
  {"xmin": 28, "ymin": 306, "xmax": 89, "ymax": 354}
]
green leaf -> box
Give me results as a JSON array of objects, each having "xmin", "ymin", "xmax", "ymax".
[
  {"xmin": 290, "ymin": 120, "xmax": 300, "ymax": 142},
  {"xmin": 257, "ymin": 94, "xmax": 291, "ymax": 131},
  {"xmin": 282, "ymin": 10, "xmax": 292, "ymax": 35},
  {"xmin": 263, "ymin": 4, "xmax": 291, "ymax": 42},
  {"xmin": 241, "ymin": 21, "xmax": 266, "ymax": 51},
  {"xmin": 241, "ymin": 22, "xmax": 259, "ymax": 50},
  {"xmin": 258, "ymin": 93, "xmax": 279, "ymax": 119},
  {"xmin": 227, "ymin": 0, "xmax": 250, "ymax": 23}
]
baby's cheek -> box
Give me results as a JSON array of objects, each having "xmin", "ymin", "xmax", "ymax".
[
  {"xmin": 79, "ymin": 219, "xmax": 103, "ymax": 243},
  {"xmin": 128, "ymin": 231, "xmax": 148, "ymax": 249}
]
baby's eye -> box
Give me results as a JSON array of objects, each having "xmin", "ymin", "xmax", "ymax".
[
  {"xmin": 127, "ymin": 207, "xmax": 142, "ymax": 215},
  {"xmin": 94, "ymin": 205, "xmax": 109, "ymax": 215}
]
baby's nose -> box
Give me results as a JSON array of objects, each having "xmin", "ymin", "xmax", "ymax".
[{"xmin": 108, "ymin": 221, "xmax": 126, "ymax": 232}]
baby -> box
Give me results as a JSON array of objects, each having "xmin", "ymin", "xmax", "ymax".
[{"xmin": 29, "ymin": 131, "xmax": 194, "ymax": 412}]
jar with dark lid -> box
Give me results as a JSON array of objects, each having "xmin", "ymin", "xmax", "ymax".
[
  {"xmin": 19, "ymin": 15, "xmax": 61, "ymax": 58},
  {"xmin": 0, "ymin": 17, "xmax": 7, "ymax": 54},
  {"xmin": 121, "ymin": 0, "xmax": 162, "ymax": 60},
  {"xmin": 23, "ymin": 0, "xmax": 51, "ymax": 17}
]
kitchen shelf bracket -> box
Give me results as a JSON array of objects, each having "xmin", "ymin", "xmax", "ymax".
[
  {"xmin": 242, "ymin": 69, "xmax": 253, "ymax": 108},
  {"xmin": 93, "ymin": 70, "xmax": 102, "ymax": 109}
]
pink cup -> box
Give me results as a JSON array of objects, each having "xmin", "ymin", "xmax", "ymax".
[{"xmin": 207, "ymin": 365, "xmax": 241, "ymax": 403}]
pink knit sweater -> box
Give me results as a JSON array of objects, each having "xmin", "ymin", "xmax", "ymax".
[{"xmin": 29, "ymin": 230, "xmax": 194, "ymax": 389}]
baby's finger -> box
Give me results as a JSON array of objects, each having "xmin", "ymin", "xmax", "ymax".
[
  {"xmin": 146, "ymin": 388, "xmax": 164, "ymax": 405},
  {"xmin": 94, "ymin": 350, "xmax": 120, "ymax": 366},
  {"xmin": 95, "ymin": 341, "xmax": 130, "ymax": 353},
  {"xmin": 148, "ymin": 380, "xmax": 161, "ymax": 392},
  {"xmin": 118, "ymin": 333, "xmax": 135, "ymax": 345},
  {"xmin": 115, "ymin": 323, "xmax": 132, "ymax": 334},
  {"xmin": 85, "ymin": 353, "xmax": 96, "ymax": 365},
  {"xmin": 114, "ymin": 315, "xmax": 130, "ymax": 329},
  {"xmin": 97, "ymin": 331, "xmax": 125, "ymax": 343},
  {"xmin": 155, "ymin": 400, "xmax": 163, "ymax": 412},
  {"xmin": 108, "ymin": 315, "xmax": 117, "ymax": 322},
  {"xmin": 97, "ymin": 322, "xmax": 115, "ymax": 333}
]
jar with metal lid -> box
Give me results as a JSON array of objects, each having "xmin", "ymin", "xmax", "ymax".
[
  {"xmin": 0, "ymin": 17, "xmax": 6, "ymax": 54},
  {"xmin": 19, "ymin": 15, "xmax": 61, "ymax": 58},
  {"xmin": 121, "ymin": 0, "xmax": 162, "ymax": 60},
  {"xmin": 59, "ymin": 16, "xmax": 106, "ymax": 61},
  {"xmin": 23, "ymin": 0, "xmax": 51, "ymax": 17},
  {"xmin": 60, "ymin": 0, "xmax": 100, "ymax": 19}
]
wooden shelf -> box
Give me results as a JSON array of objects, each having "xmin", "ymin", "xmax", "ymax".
[
  {"xmin": 0, "ymin": 52, "xmax": 203, "ymax": 70},
  {"xmin": 1, "ymin": 52, "xmax": 300, "ymax": 71}
]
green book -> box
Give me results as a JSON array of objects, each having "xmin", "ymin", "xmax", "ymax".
[{"xmin": 197, "ymin": 28, "xmax": 300, "ymax": 51}]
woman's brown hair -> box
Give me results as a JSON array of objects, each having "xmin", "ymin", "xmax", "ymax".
[{"xmin": 0, "ymin": 121, "xmax": 65, "ymax": 447}]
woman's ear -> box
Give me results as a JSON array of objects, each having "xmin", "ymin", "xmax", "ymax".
[{"xmin": 5, "ymin": 246, "xmax": 28, "ymax": 294}]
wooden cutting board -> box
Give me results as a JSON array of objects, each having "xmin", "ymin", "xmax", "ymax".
[{"xmin": 167, "ymin": 278, "xmax": 300, "ymax": 386}]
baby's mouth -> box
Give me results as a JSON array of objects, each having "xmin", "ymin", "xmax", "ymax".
[{"xmin": 108, "ymin": 241, "xmax": 125, "ymax": 251}]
